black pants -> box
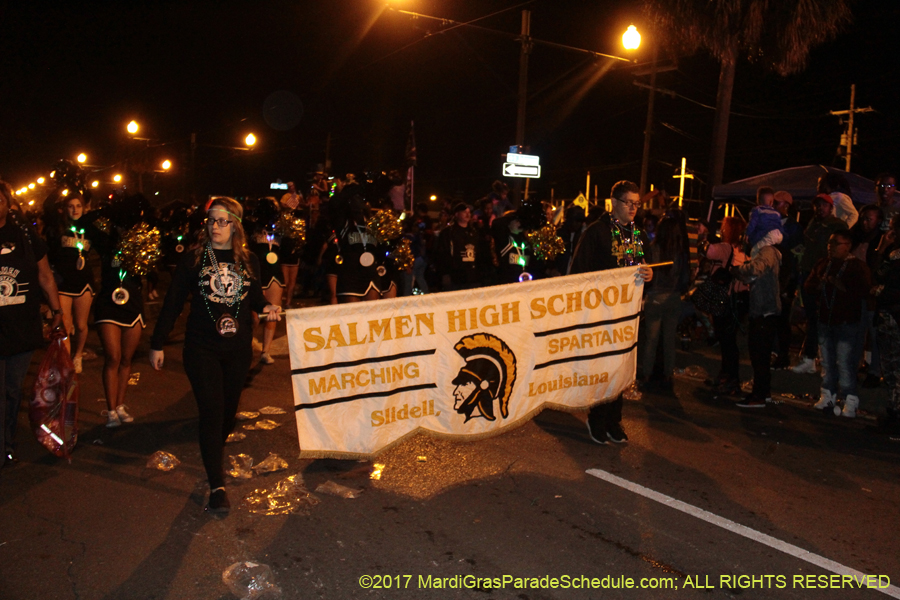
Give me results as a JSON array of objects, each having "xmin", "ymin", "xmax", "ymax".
[
  {"xmin": 777, "ymin": 291, "xmax": 795, "ymax": 363},
  {"xmin": 183, "ymin": 343, "xmax": 252, "ymax": 489},
  {"xmin": 713, "ymin": 313, "xmax": 740, "ymax": 381},
  {"xmin": 588, "ymin": 396, "xmax": 623, "ymax": 430},
  {"xmin": 799, "ymin": 272, "xmax": 818, "ymax": 359},
  {"xmin": 748, "ymin": 315, "xmax": 779, "ymax": 398}
]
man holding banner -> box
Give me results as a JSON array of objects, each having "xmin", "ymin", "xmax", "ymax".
[{"xmin": 569, "ymin": 181, "xmax": 653, "ymax": 444}]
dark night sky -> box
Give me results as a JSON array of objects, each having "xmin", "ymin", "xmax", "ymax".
[{"xmin": 1, "ymin": 0, "xmax": 897, "ymax": 204}]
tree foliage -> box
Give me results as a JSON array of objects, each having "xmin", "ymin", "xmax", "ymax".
[{"xmin": 643, "ymin": 0, "xmax": 853, "ymax": 75}]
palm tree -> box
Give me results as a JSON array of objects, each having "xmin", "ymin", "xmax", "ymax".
[{"xmin": 642, "ymin": 0, "xmax": 852, "ymax": 194}]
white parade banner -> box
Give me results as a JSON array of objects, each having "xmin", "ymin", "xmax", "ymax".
[{"xmin": 286, "ymin": 267, "xmax": 645, "ymax": 458}]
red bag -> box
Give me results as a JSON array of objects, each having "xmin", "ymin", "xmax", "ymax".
[{"xmin": 29, "ymin": 332, "xmax": 79, "ymax": 458}]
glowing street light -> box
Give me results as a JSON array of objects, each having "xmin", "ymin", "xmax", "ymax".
[
  {"xmin": 113, "ymin": 174, "xmax": 122, "ymax": 183},
  {"xmin": 61, "ymin": 189, "xmax": 69, "ymax": 196},
  {"xmin": 91, "ymin": 181, "xmax": 99, "ymax": 188},
  {"xmin": 28, "ymin": 183, "xmax": 35, "ymax": 189},
  {"xmin": 161, "ymin": 160, "xmax": 172, "ymax": 170},
  {"xmin": 127, "ymin": 120, "xmax": 139, "ymax": 135},
  {"xmin": 245, "ymin": 133, "xmax": 257, "ymax": 147},
  {"xmin": 37, "ymin": 177, "xmax": 45, "ymax": 184},
  {"xmin": 76, "ymin": 153, "xmax": 87, "ymax": 163},
  {"xmin": 429, "ymin": 195, "xmax": 437, "ymax": 201},
  {"xmin": 622, "ymin": 25, "xmax": 641, "ymax": 50},
  {"xmin": 28, "ymin": 200, "xmax": 34, "ymax": 206}
]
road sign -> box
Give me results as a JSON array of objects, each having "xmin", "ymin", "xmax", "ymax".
[
  {"xmin": 506, "ymin": 152, "xmax": 540, "ymax": 166},
  {"xmin": 503, "ymin": 163, "xmax": 541, "ymax": 178}
]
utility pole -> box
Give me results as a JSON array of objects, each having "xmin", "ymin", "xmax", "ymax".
[
  {"xmin": 190, "ymin": 133, "xmax": 197, "ymax": 194},
  {"xmin": 515, "ymin": 10, "xmax": 532, "ymax": 149},
  {"xmin": 639, "ymin": 45, "xmax": 658, "ymax": 195},
  {"xmin": 829, "ymin": 84, "xmax": 873, "ymax": 172}
]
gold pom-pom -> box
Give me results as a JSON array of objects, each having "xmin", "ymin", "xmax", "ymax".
[
  {"xmin": 390, "ymin": 238, "xmax": 414, "ymax": 271},
  {"xmin": 118, "ymin": 223, "xmax": 162, "ymax": 276},
  {"xmin": 93, "ymin": 217, "xmax": 111, "ymax": 234},
  {"xmin": 366, "ymin": 210, "xmax": 402, "ymax": 245},
  {"xmin": 275, "ymin": 212, "xmax": 306, "ymax": 248},
  {"xmin": 526, "ymin": 225, "xmax": 565, "ymax": 261}
]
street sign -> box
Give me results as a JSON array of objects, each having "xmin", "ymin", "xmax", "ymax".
[
  {"xmin": 506, "ymin": 152, "xmax": 539, "ymax": 166},
  {"xmin": 503, "ymin": 163, "xmax": 541, "ymax": 178}
]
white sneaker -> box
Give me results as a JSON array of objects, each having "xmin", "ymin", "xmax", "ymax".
[
  {"xmin": 838, "ymin": 395, "xmax": 859, "ymax": 418},
  {"xmin": 260, "ymin": 352, "xmax": 275, "ymax": 365},
  {"xmin": 116, "ymin": 405, "xmax": 134, "ymax": 423},
  {"xmin": 792, "ymin": 357, "xmax": 818, "ymax": 374},
  {"xmin": 813, "ymin": 389, "xmax": 835, "ymax": 410},
  {"xmin": 104, "ymin": 410, "xmax": 121, "ymax": 428},
  {"xmin": 73, "ymin": 355, "xmax": 82, "ymax": 374}
]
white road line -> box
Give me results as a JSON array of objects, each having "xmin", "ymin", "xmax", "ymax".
[{"xmin": 586, "ymin": 468, "xmax": 900, "ymax": 598}]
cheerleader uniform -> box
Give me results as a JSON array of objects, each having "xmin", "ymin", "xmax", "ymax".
[
  {"xmin": 49, "ymin": 218, "xmax": 98, "ymax": 297},
  {"xmin": 328, "ymin": 221, "xmax": 392, "ymax": 297},
  {"xmin": 93, "ymin": 230, "xmax": 144, "ymax": 328},
  {"xmin": 278, "ymin": 210, "xmax": 303, "ymax": 267},
  {"xmin": 248, "ymin": 228, "xmax": 284, "ymax": 289}
]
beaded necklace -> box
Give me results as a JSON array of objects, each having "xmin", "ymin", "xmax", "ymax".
[
  {"xmin": 611, "ymin": 218, "xmax": 644, "ymax": 267},
  {"xmin": 198, "ymin": 242, "xmax": 244, "ymax": 323}
]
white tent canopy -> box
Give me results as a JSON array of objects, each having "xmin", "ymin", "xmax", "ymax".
[{"xmin": 712, "ymin": 165, "xmax": 877, "ymax": 205}]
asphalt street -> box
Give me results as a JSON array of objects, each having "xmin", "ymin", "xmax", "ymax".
[{"xmin": 1, "ymin": 299, "xmax": 899, "ymax": 600}]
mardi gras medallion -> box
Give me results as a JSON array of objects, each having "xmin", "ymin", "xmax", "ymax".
[
  {"xmin": 359, "ymin": 252, "xmax": 375, "ymax": 267},
  {"xmin": 112, "ymin": 287, "xmax": 130, "ymax": 305},
  {"xmin": 216, "ymin": 313, "xmax": 238, "ymax": 337}
]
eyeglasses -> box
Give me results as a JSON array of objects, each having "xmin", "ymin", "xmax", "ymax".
[
  {"xmin": 207, "ymin": 218, "xmax": 233, "ymax": 228},
  {"xmin": 878, "ymin": 183, "xmax": 896, "ymax": 190},
  {"xmin": 615, "ymin": 198, "xmax": 641, "ymax": 209}
]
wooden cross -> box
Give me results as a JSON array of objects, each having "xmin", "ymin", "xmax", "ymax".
[{"xmin": 672, "ymin": 157, "xmax": 693, "ymax": 207}]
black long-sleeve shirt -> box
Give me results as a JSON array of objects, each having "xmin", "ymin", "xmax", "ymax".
[{"xmin": 151, "ymin": 248, "xmax": 268, "ymax": 352}]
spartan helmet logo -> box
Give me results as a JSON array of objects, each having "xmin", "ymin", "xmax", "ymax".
[{"xmin": 451, "ymin": 333, "xmax": 517, "ymax": 422}]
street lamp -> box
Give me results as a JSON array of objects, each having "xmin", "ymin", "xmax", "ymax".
[
  {"xmin": 28, "ymin": 183, "xmax": 35, "ymax": 189},
  {"xmin": 76, "ymin": 153, "xmax": 87, "ymax": 164},
  {"xmin": 91, "ymin": 181, "xmax": 99, "ymax": 188},
  {"xmin": 37, "ymin": 177, "xmax": 45, "ymax": 184},
  {"xmin": 161, "ymin": 160, "xmax": 172, "ymax": 170},
  {"xmin": 113, "ymin": 174, "xmax": 122, "ymax": 183},
  {"xmin": 61, "ymin": 189, "xmax": 69, "ymax": 196},
  {"xmin": 245, "ymin": 133, "xmax": 257, "ymax": 147},
  {"xmin": 622, "ymin": 25, "xmax": 641, "ymax": 50},
  {"xmin": 127, "ymin": 120, "xmax": 139, "ymax": 135}
]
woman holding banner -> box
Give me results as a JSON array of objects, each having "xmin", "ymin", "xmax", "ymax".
[
  {"xmin": 149, "ymin": 197, "xmax": 281, "ymax": 514},
  {"xmin": 568, "ymin": 180, "xmax": 652, "ymax": 445}
]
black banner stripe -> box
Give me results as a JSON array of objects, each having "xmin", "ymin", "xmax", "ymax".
[
  {"xmin": 533, "ymin": 312, "xmax": 642, "ymax": 338},
  {"xmin": 533, "ymin": 341, "xmax": 638, "ymax": 370},
  {"xmin": 291, "ymin": 349, "xmax": 437, "ymax": 375},
  {"xmin": 294, "ymin": 383, "xmax": 438, "ymax": 411}
]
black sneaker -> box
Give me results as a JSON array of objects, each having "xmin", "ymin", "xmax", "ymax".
[
  {"xmin": 586, "ymin": 415, "xmax": 608, "ymax": 445},
  {"xmin": 606, "ymin": 422, "xmax": 629, "ymax": 443},
  {"xmin": 206, "ymin": 488, "xmax": 231, "ymax": 513},
  {"xmin": 736, "ymin": 395, "xmax": 768, "ymax": 408}
]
